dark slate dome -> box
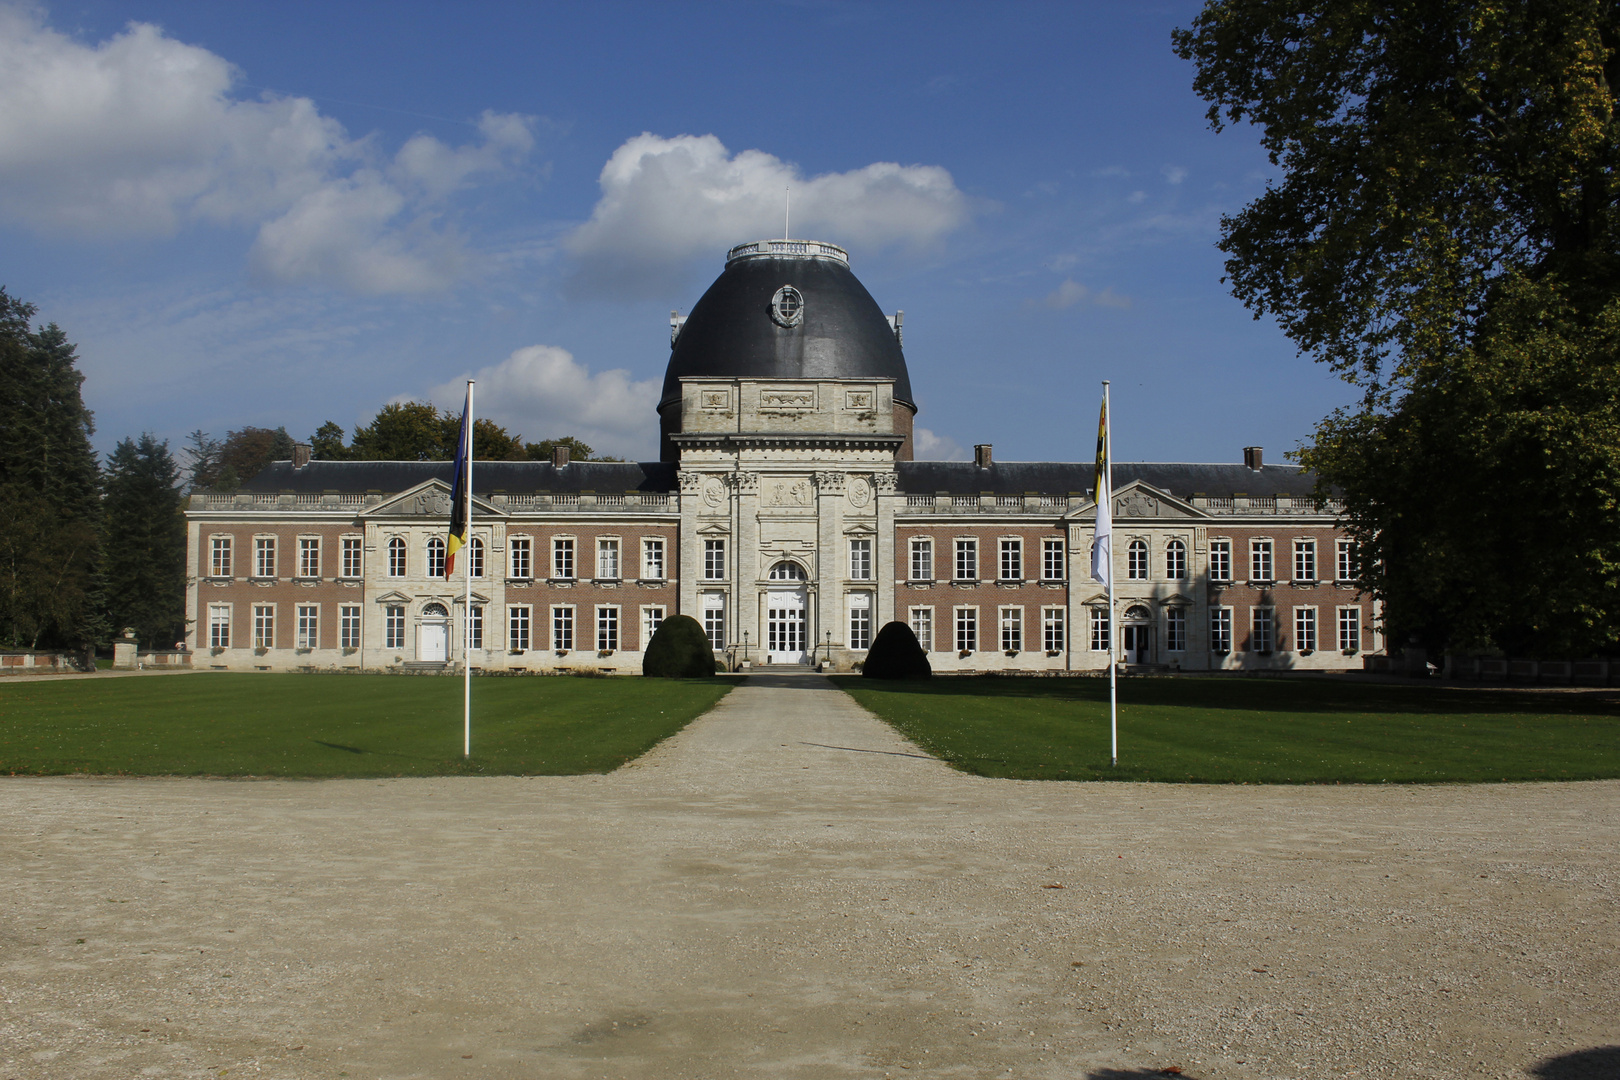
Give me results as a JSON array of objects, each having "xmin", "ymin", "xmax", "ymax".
[{"xmin": 661, "ymin": 240, "xmax": 914, "ymax": 410}]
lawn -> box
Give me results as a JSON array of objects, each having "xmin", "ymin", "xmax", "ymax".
[
  {"xmin": 837, "ymin": 675, "xmax": 1620, "ymax": 783},
  {"xmin": 0, "ymin": 673, "xmax": 733, "ymax": 777}
]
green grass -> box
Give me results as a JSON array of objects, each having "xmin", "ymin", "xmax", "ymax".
[
  {"xmin": 0, "ymin": 673, "xmax": 733, "ymax": 777},
  {"xmin": 837, "ymin": 675, "xmax": 1620, "ymax": 783}
]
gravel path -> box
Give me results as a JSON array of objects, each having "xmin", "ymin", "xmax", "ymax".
[{"xmin": 2, "ymin": 672, "xmax": 1616, "ymax": 1079}]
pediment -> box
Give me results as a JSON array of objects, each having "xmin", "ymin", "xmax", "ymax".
[
  {"xmin": 373, "ymin": 589, "xmax": 413, "ymax": 603},
  {"xmin": 843, "ymin": 522, "xmax": 878, "ymax": 536},
  {"xmin": 696, "ymin": 522, "xmax": 732, "ymax": 535},
  {"xmin": 361, "ymin": 479, "xmax": 506, "ymax": 519},
  {"xmin": 452, "ymin": 591, "xmax": 493, "ymax": 605},
  {"xmin": 1060, "ymin": 480, "xmax": 1205, "ymax": 522}
]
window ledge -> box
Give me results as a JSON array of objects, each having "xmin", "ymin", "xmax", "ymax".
[
  {"xmin": 637, "ymin": 578, "xmax": 667, "ymax": 586},
  {"xmin": 592, "ymin": 578, "xmax": 621, "ymax": 586},
  {"xmin": 1248, "ymin": 580, "xmax": 1277, "ymax": 588},
  {"xmin": 1292, "ymin": 579, "xmax": 1319, "ymax": 587},
  {"xmin": 995, "ymin": 578, "xmax": 1025, "ymax": 587},
  {"xmin": 506, "ymin": 578, "xmax": 533, "ymax": 586},
  {"xmin": 249, "ymin": 577, "xmax": 278, "ymax": 585},
  {"xmin": 951, "ymin": 579, "xmax": 980, "ymax": 587},
  {"xmin": 907, "ymin": 578, "xmax": 935, "ymax": 586}
]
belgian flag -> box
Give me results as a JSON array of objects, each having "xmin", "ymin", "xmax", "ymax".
[{"xmin": 445, "ymin": 387, "xmax": 470, "ymax": 576}]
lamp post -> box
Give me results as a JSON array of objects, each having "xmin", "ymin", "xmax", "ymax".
[
  {"xmin": 825, "ymin": 630, "xmax": 833, "ymax": 667},
  {"xmin": 742, "ymin": 630, "xmax": 750, "ymax": 664}
]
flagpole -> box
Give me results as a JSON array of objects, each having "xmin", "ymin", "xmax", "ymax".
[
  {"xmin": 1105, "ymin": 380, "xmax": 1117, "ymax": 768},
  {"xmin": 464, "ymin": 379, "xmax": 475, "ymax": 759}
]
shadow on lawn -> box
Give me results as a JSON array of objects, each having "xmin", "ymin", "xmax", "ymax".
[{"xmin": 835, "ymin": 674, "xmax": 1620, "ymax": 719}]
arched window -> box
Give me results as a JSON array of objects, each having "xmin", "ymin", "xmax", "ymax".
[
  {"xmin": 421, "ymin": 602, "xmax": 448, "ymax": 618},
  {"xmin": 1165, "ymin": 539, "xmax": 1187, "ymax": 580},
  {"xmin": 388, "ymin": 537, "xmax": 407, "ymax": 577},
  {"xmin": 468, "ymin": 537, "xmax": 485, "ymax": 578},
  {"xmin": 768, "ymin": 561, "xmax": 807, "ymax": 581},
  {"xmin": 1124, "ymin": 604, "xmax": 1151, "ymax": 622},
  {"xmin": 1127, "ymin": 539, "xmax": 1149, "ymax": 580},
  {"xmin": 427, "ymin": 536, "xmax": 446, "ymax": 578}
]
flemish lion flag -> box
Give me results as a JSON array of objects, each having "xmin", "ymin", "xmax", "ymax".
[
  {"xmin": 445, "ymin": 388, "xmax": 470, "ymax": 576},
  {"xmin": 1090, "ymin": 395, "xmax": 1111, "ymax": 585}
]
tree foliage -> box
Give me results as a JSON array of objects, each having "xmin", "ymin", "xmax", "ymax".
[
  {"xmin": 861, "ymin": 621, "xmax": 932, "ymax": 679},
  {"xmin": 642, "ymin": 614, "xmax": 717, "ymax": 677},
  {"xmin": 0, "ymin": 287, "xmax": 103, "ymax": 648},
  {"xmin": 102, "ymin": 434, "xmax": 187, "ymax": 646},
  {"xmin": 1175, "ymin": 2, "xmax": 1620, "ymax": 656}
]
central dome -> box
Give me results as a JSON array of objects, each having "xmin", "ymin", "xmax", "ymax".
[{"xmin": 660, "ymin": 240, "xmax": 915, "ymax": 411}]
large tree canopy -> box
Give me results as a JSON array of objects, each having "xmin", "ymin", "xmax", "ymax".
[
  {"xmin": 1175, "ymin": 2, "xmax": 1620, "ymax": 657},
  {"xmin": 102, "ymin": 434, "xmax": 186, "ymax": 646}
]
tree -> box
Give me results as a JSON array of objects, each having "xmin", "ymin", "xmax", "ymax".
[
  {"xmin": 102, "ymin": 434, "xmax": 187, "ymax": 646},
  {"xmin": 181, "ymin": 430, "xmax": 224, "ymax": 492},
  {"xmin": 350, "ymin": 402, "xmax": 446, "ymax": 461},
  {"xmin": 525, "ymin": 435, "xmax": 622, "ymax": 463},
  {"xmin": 1175, "ymin": 2, "xmax": 1620, "ymax": 656},
  {"xmin": 309, "ymin": 421, "xmax": 350, "ymax": 461},
  {"xmin": 642, "ymin": 614, "xmax": 717, "ymax": 677},
  {"xmin": 217, "ymin": 426, "xmax": 294, "ymax": 486},
  {"xmin": 0, "ymin": 287, "xmax": 103, "ymax": 648}
]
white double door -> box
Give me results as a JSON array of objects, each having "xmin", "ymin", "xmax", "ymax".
[
  {"xmin": 418, "ymin": 621, "xmax": 448, "ymax": 662},
  {"xmin": 766, "ymin": 588, "xmax": 807, "ymax": 664}
]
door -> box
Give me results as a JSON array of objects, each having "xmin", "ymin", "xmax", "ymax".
[
  {"xmin": 419, "ymin": 622, "xmax": 448, "ymax": 662},
  {"xmin": 1122, "ymin": 624, "xmax": 1149, "ymax": 665},
  {"xmin": 767, "ymin": 589, "xmax": 807, "ymax": 664}
]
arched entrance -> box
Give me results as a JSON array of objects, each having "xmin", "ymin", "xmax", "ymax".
[
  {"xmin": 765, "ymin": 561, "xmax": 808, "ymax": 664},
  {"xmin": 418, "ymin": 602, "xmax": 449, "ymax": 662},
  {"xmin": 1121, "ymin": 604, "xmax": 1152, "ymax": 665}
]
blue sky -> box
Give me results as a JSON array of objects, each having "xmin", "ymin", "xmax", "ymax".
[{"xmin": 1, "ymin": 1, "xmax": 1352, "ymax": 465}]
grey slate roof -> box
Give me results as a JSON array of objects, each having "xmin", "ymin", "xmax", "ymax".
[
  {"xmin": 241, "ymin": 458, "xmax": 1316, "ymax": 499},
  {"xmin": 240, "ymin": 460, "xmax": 678, "ymax": 494}
]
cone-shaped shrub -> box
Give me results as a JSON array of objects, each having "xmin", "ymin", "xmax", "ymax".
[
  {"xmin": 861, "ymin": 621, "xmax": 932, "ymax": 679},
  {"xmin": 642, "ymin": 614, "xmax": 717, "ymax": 677}
]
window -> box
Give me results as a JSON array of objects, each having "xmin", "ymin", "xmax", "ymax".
[
  {"xmin": 254, "ymin": 537, "xmax": 276, "ymax": 579},
  {"xmin": 468, "ymin": 537, "xmax": 484, "ymax": 579},
  {"xmin": 1295, "ymin": 607, "xmax": 1317, "ymax": 652},
  {"xmin": 341, "ymin": 537, "xmax": 362, "ymax": 579},
  {"xmin": 642, "ymin": 538, "xmax": 665, "ymax": 580},
  {"xmin": 295, "ymin": 604, "xmax": 318, "ymax": 649},
  {"xmin": 1166, "ymin": 607, "xmax": 1186, "ymax": 652},
  {"xmin": 1000, "ymin": 606, "xmax": 1023, "ymax": 652},
  {"xmin": 702, "ymin": 593, "xmax": 725, "ymax": 650},
  {"xmin": 643, "ymin": 606, "xmax": 665, "ymax": 647},
  {"xmin": 597, "ymin": 606, "xmax": 619, "ymax": 651},
  {"xmin": 551, "ymin": 606, "xmax": 573, "ymax": 651},
  {"xmin": 552, "ymin": 538, "xmax": 574, "ymax": 580},
  {"xmin": 298, "ymin": 538, "xmax": 320, "ymax": 579},
  {"xmin": 427, "ymin": 536, "xmax": 446, "ymax": 579},
  {"xmin": 1337, "ymin": 539, "xmax": 1359, "ymax": 582},
  {"xmin": 253, "ymin": 604, "xmax": 275, "ymax": 649},
  {"xmin": 1338, "ymin": 607, "xmax": 1361, "ymax": 651},
  {"xmin": 955, "ymin": 539, "xmax": 977, "ymax": 581},
  {"xmin": 1210, "ymin": 540, "xmax": 1232, "ymax": 582},
  {"xmin": 1251, "ymin": 607, "xmax": 1275, "ymax": 652},
  {"xmin": 1251, "ymin": 540, "xmax": 1274, "ymax": 583},
  {"xmin": 704, "ymin": 539, "xmax": 726, "ymax": 580},
  {"xmin": 909, "ymin": 607, "xmax": 933, "ymax": 651},
  {"xmin": 996, "ymin": 539, "xmax": 1021, "ymax": 582},
  {"xmin": 208, "ymin": 604, "xmax": 230, "ymax": 648},
  {"xmin": 955, "ymin": 607, "xmax": 977, "ymax": 652},
  {"xmin": 1042, "ymin": 539, "xmax": 1064, "ymax": 581},
  {"xmin": 597, "ymin": 538, "xmax": 620, "ymax": 580},
  {"xmin": 501, "ymin": 537, "xmax": 525, "ymax": 580},
  {"xmin": 466, "ymin": 605, "xmax": 483, "ymax": 650},
  {"xmin": 768, "ymin": 561, "xmax": 806, "ymax": 580},
  {"xmin": 849, "ymin": 592, "xmax": 872, "ymax": 649},
  {"xmin": 849, "ymin": 539, "xmax": 872, "ymax": 581},
  {"xmin": 387, "ymin": 537, "xmax": 406, "ymax": 578},
  {"xmin": 509, "ymin": 606, "xmax": 531, "ymax": 651},
  {"xmin": 210, "ymin": 537, "xmax": 232, "ymax": 578},
  {"xmin": 340, "ymin": 605, "xmax": 361, "ymax": 649},
  {"xmin": 1210, "ymin": 608, "xmax": 1232, "ymax": 653},
  {"xmin": 1294, "ymin": 540, "xmax": 1317, "ymax": 582},
  {"xmin": 385, "ymin": 605, "xmax": 405, "ymax": 650},
  {"xmin": 910, "ymin": 538, "xmax": 933, "ymax": 581},
  {"xmin": 1165, "ymin": 539, "xmax": 1187, "ymax": 581},
  {"xmin": 1042, "ymin": 607, "xmax": 1065, "ymax": 652},
  {"xmin": 1127, "ymin": 539, "xmax": 1149, "ymax": 580},
  {"xmin": 1089, "ymin": 608, "xmax": 1111, "ymax": 652}
]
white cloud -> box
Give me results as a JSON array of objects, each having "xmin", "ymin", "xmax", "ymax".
[
  {"xmin": 1162, "ymin": 165, "xmax": 1188, "ymax": 185},
  {"xmin": 566, "ymin": 132, "xmax": 971, "ymax": 296},
  {"xmin": 1127, "ymin": 190, "xmax": 1148, "ymax": 204},
  {"xmin": 430, "ymin": 345, "xmax": 661, "ymax": 459},
  {"xmin": 0, "ymin": 8, "xmax": 534, "ymax": 292},
  {"xmin": 1036, "ymin": 279, "xmax": 1133, "ymax": 311},
  {"xmin": 912, "ymin": 426, "xmax": 967, "ymax": 461}
]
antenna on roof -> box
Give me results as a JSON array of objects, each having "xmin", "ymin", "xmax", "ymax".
[{"xmin": 784, "ymin": 186, "xmax": 790, "ymax": 240}]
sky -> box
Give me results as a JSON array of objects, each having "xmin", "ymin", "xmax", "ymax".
[{"xmin": 0, "ymin": 0, "xmax": 1355, "ymax": 466}]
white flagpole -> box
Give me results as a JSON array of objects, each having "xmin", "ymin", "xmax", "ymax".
[
  {"xmin": 464, "ymin": 379, "xmax": 475, "ymax": 759},
  {"xmin": 1105, "ymin": 380, "xmax": 1117, "ymax": 768}
]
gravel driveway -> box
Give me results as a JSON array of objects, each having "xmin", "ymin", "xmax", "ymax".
[{"xmin": 2, "ymin": 672, "xmax": 1616, "ymax": 1079}]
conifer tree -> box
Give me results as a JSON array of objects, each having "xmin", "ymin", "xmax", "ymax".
[{"xmin": 101, "ymin": 435, "xmax": 187, "ymax": 647}]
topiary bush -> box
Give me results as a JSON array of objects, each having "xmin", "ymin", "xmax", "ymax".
[
  {"xmin": 861, "ymin": 621, "xmax": 932, "ymax": 679},
  {"xmin": 642, "ymin": 614, "xmax": 717, "ymax": 678}
]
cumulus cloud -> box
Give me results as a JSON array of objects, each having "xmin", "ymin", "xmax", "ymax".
[
  {"xmin": 430, "ymin": 345, "xmax": 661, "ymax": 459},
  {"xmin": 912, "ymin": 426, "xmax": 967, "ymax": 461},
  {"xmin": 566, "ymin": 133, "xmax": 971, "ymax": 296},
  {"xmin": 0, "ymin": 8, "xmax": 534, "ymax": 292},
  {"xmin": 1036, "ymin": 280, "xmax": 1132, "ymax": 311},
  {"xmin": 1162, "ymin": 165, "xmax": 1188, "ymax": 185}
]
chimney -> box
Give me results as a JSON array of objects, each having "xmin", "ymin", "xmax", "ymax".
[
  {"xmin": 551, "ymin": 444, "xmax": 571, "ymax": 468},
  {"xmin": 292, "ymin": 442, "xmax": 311, "ymax": 469},
  {"xmin": 974, "ymin": 443, "xmax": 993, "ymax": 468},
  {"xmin": 1243, "ymin": 446, "xmax": 1263, "ymax": 470}
]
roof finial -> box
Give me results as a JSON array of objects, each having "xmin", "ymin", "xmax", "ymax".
[{"xmin": 784, "ymin": 186, "xmax": 790, "ymax": 241}]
